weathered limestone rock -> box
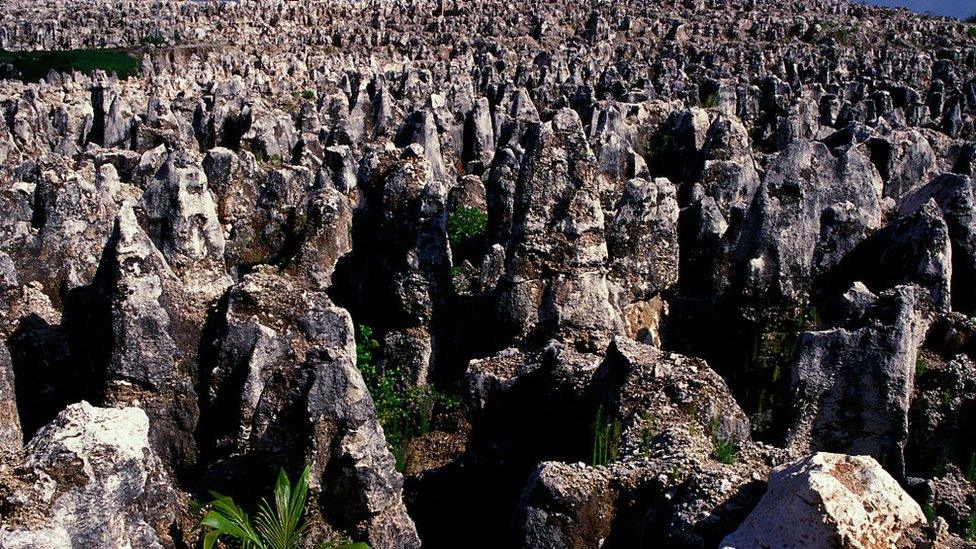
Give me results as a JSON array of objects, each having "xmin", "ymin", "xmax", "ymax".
[
  {"xmin": 901, "ymin": 174, "xmax": 976, "ymax": 314},
  {"xmin": 0, "ymin": 402, "xmax": 180, "ymax": 548},
  {"xmin": 787, "ymin": 285, "xmax": 933, "ymax": 478},
  {"xmin": 202, "ymin": 267, "xmax": 420, "ymax": 548},
  {"xmin": 0, "ymin": 344, "xmax": 22, "ymax": 454},
  {"xmin": 736, "ymin": 140, "xmax": 883, "ymax": 305},
  {"xmin": 721, "ymin": 453, "xmax": 926, "ymax": 549},
  {"xmin": 498, "ymin": 108, "xmax": 622, "ymax": 351}
]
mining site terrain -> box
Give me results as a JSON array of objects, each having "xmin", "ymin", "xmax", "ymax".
[{"xmin": 1, "ymin": 0, "xmax": 976, "ymax": 547}]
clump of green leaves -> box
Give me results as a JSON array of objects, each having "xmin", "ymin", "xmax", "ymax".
[
  {"xmin": 302, "ymin": 89, "xmax": 316, "ymax": 100},
  {"xmin": 447, "ymin": 207, "xmax": 488, "ymax": 248},
  {"xmin": 355, "ymin": 323, "xmax": 460, "ymax": 471},
  {"xmin": 200, "ymin": 466, "xmax": 368, "ymax": 549},
  {"xmin": 702, "ymin": 92, "xmax": 721, "ymax": 108},
  {"xmin": 967, "ymin": 509, "xmax": 976, "ymax": 541},
  {"xmin": 968, "ymin": 27, "xmax": 976, "ymax": 39},
  {"xmin": 591, "ymin": 405, "xmax": 621, "ymax": 467}
]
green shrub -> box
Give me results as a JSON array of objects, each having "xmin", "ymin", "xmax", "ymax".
[
  {"xmin": 0, "ymin": 48, "xmax": 140, "ymax": 82},
  {"xmin": 447, "ymin": 207, "xmax": 488, "ymax": 248},
  {"xmin": 302, "ymin": 89, "xmax": 316, "ymax": 100},
  {"xmin": 968, "ymin": 27, "xmax": 976, "ymax": 39},
  {"xmin": 355, "ymin": 323, "xmax": 460, "ymax": 471},
  {"xmin": 702, "ymin": 92, "xmax": 720, "ymax": 108},
  {"xmin": 591, "ymin": 405, "xmax": 621, "ymax": 467},
  {"xmin": 200, "ymin": 466, "xmax": 368, "ymax": 549},
  {"xmin": 968, "ymin": 509, "xmax": 976, "ymax": 541},
  {"xmin": 710, "ymin": 416, "xmax": 738, "ymax": 465},
  {"xmin": 966, "ymin": 452, "xmax": 976, "ymax": 484},
  {"xmin": 712, "ymin": 438, "xmax": 738, "ymax": 465}
]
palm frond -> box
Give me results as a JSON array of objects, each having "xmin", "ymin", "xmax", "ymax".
[
  {"xmin": 201, "ymin": 491, "xmax": 265, "ymax": 549},
  {"xmin": 201, "ymin": 466, "xmax": 364, "ymax": 549},
  {"xmin": 254, "ymin": 467, "xmax": 311, "ymax": 549}
]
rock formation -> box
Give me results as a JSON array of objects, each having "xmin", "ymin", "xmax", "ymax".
[{"xmin": 0, "ymin": 0, "xmax": 975, "ymax": 546}]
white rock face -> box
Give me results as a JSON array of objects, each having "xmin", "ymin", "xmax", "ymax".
[
  {"xmin": 721, "ymin": 452, "xmax": 926, "ymax": 549},
  {"xmin": 0, "ymin": 402, "xmax": 178, "ymax": 549}
]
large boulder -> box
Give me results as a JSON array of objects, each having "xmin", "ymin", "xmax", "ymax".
[
  {"xmin": 0, "ymin": 402, "xmax": 181, "ymax": 548},
  {"xmin": 735, "ymin": 140, "xmax": 883, "ymax": 305},
  {"xmin": 721, "ymin": 453, "xmax": 926, "ymax": 549}
]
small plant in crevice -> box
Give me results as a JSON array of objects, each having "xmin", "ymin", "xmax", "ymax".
[
  {"xmin": 702, "ymin": 92, "xmax": 721, "ymax": 108},
  {"xmin": 355, "ymin": 323, "xmax": 461, "ymax": 471},
  {"xmin": 446, "ymin": 206, "xmax": 488, "ymax": 249},
  {"xmin": 591, "ymin": 405, "xmax": 621, "ymax": 467},
  {"xmin": 965, "ymin": 452, "xmax": 976, "ymax": 484},
  {"xmin": 200, "ymin": 466, "xmax": 368, "ymax": 549},
  {"xmin": 639, "ymin": 412, "xmax": 655, "ymax": 456},
  {"xmin": 967, "ymin": 508, "xmax": 976, "ymax": 542},
  {"xmin": 941, "ymin": 387, "xmax": 956, "ymax": 408},
  {"xmin": 923, "ymin": 501, "xmax": 936, "ymax": 524},
  {"xmin": 710, "ymin": 417, "xmax": 738, "ymax": 465},
  {"xmin": 915, "ymin": 356, "xmax": 928, "ymax": 378},
  {"xmin": 712, "ymin": 437, "xmax": 738, "ymax": 465}
]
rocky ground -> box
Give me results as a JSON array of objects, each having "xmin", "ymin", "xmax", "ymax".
[{"xmin": 0, "ymin": 0, "xmax": 975, "ymax": 547}]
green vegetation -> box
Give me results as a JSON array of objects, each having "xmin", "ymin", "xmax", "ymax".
[
  {"xmin": 0, "ymin": 48, "xmax": 140, "ymax": 82},
  {"xmin": 200, "ymin": 466, "xmax": 368, "ymax": 549},
  {"xmin": 967, "ymin": 509, "xmax": 976, "ymax": 542},
  {"xmin": 923, "ymin": 501, "xmax": 936, "ymax": 524},
  {"xmin": 355, "ymin": 324, "xmax": 460, "ymax": 471},
  {"xmin": 966, "ymin": 452, "xmax": 976, "ymax": 484},
  {"xmin": 941, "ymin": 387, "xmax": 955, "ymax": 408},
  {"xmin": 302, "ymin": 89, "xmax": 316, "ymax": 100},
  {"xmin": 968, "ymin": 27, "xmax": 976, "ymax": 39},
  {"xmin": 710, "ymin": 417, "xmax": 738, "ymax": 465},
  {"xmin": 639, "ymin": 412, "xmax": 655, "ymax": 455},
  {"xmin": 915, "ymin": 357, "xmax": 928, "ymax": 378},
  {"xmin": 646, "ymin": 132, "xmax": 675, "ymax": 166},
  {"xmin": 590, "ymin": 405, "xmax": 621, "ymax": 467},
  {"xmin": 712, "ymin": 437, "xmax": 738, "ymax": 465},
  {"xmin": 702, "ymin": 92, "xmax": 721, "ymax": 108},
  {"xmin": 447, "ymin": 207, "xmax": 488, "ymax": 248}
]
